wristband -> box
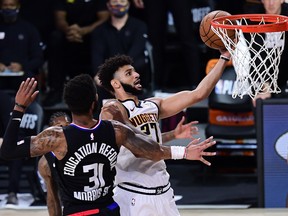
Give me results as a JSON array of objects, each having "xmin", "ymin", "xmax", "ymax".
[
  {"xmin": 15, "ymin": 102, "xmax": 27, "ymax": 110},
  {"xmin": 220, "ymin": 55, "xmax": 230, "ymax": 62},
  {"xmin": 11, "ymin": 110, "xmax": 24, "ymax": 119},
  {"xmin": 171, "ymin": 146, "xmax": 185, "ymax": 160}
]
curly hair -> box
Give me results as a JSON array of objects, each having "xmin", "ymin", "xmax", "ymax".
[
  {"xmin": 97, "ymin": 55, "xmax": 133, "ymax": 93},
  {"xmin": 63, "ymin": 74, "xmax": 97, "ymax": 115},
  {"xmin": 48, "ymin": 111, "xmax": 71, "ymax": 127}
]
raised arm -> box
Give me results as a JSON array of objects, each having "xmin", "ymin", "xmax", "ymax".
[
  {"xmin": 0, "ymin": 78, "xmax": 65, "ymax": 160},
  {"xmin": 154, "ymin": 50, "xmax": 231, "ymax": 119}
]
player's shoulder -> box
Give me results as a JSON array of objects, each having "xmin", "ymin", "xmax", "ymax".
[
  {"xmin": 103, "ymin": 99, "xmax": 127, "ymax": 112},
  {"xmin": 103, "ymin": 98, "xmax": 121, "ymax": 106}
]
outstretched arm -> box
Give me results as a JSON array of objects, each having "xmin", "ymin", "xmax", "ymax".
[
  {"xmin": 155, "ymin": 50, "xmax": 231, "ymax": 119},
  {"xmin": 0, "ymin": 78, "xmax": 38, "ymax": 159},
  {"xmin": 38, "ymin": 156, "xmax": 62, "ymax": 216},
  {"xmin": 162, "ymin": 116, "xmax": 199, "ymax": 143},
  {"xmin": 113, "ymin": 120, "xmax": 216, "ymax": 165}
]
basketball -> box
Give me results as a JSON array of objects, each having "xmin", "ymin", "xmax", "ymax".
[{"xmin": 199, "ymin": 10, "xmax": 234, "ymax": 50}]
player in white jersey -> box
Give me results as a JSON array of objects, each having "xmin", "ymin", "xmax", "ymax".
[
  {"xmin": 1, "ymin": 75, "xmax": 216, "ymax": 216},
  {"xmin": 97, "ymin": 52, "xmax": 230, "ymax": 215}
]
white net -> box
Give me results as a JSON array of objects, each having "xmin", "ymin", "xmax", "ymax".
[{"xmin": 211, "ymin": 16, "xmax": 285, "ymax": 99}]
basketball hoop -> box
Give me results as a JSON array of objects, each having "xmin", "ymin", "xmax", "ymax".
[{"xmin": 211, "ymin": 14, "xmax": 288, "ymax": 99}]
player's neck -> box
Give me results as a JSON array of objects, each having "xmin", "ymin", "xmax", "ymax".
[
  {"xmin": 72, "ymin": 114, "xmax": 98, "ymax": 129},
  {"xmin": 115, "ymin": 91, "xmax": 139, "ymax": 104}
]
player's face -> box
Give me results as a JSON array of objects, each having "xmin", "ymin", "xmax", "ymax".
[
  {"xmin": 115, "ymin": 65, "xmax": 143, "ymax": 95},
  {"xmin": 52, "ymin": 116, "xmax": 70, "ymax": 127},
  {"xmin": 262, "ymin": 0, "xmax": 284, "ymax": 15}
]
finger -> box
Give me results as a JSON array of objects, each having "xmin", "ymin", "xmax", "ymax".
[
  {"xmin": 28, "ymin": 80, "xmax": 37, "ymax": 96},
  {"xmin": 187, "ymin": 138, "xmax": 201, "ymax": 147},
  {"xmin": 191, "ymin": 126, "xmax": 199, "ymax": 133},
  {"xmin": 194, "ymin": 136, "xmax": 213, "ymax": 147},
  {"xmin": 185, "ymin": 121, "xmax": 199, "ymax": 127},
  {"xmin": 18, "ymin": 80, "xmax": 25, "ymax": 92},
  {"xmin": 252, "ymin": 99, "xmax": 256, "ymax": 107},
  {"xmin": 200, "ymin": 140, "xmax": 216, "ymax": 150},
  {"xmin": 200, "ymin": 157, "xmax": 211, "ymax": 166},
  {"xmin": 201, "ymin": 151, "xmax": 216, "ymax": 156},
  {"xmin": 21, "ymin": 78, "xmax": 32, "ymax": 95},
  {"xmin": 23, "ymin": 78, "xmax": 34, "ymax": 94},
  {"xmin": 23, "ymin": 78, "xmax": 31, "ymax": 90},
  {"xmin": 31, "ymin": 91, "xmax": 39, "ymax": 101},
  {"xmin": 178, "ymin": 116, "xmax": 185, "ymax": 125},
  {"xmin": 188, "ymin": 136, "xmax": 214, "ymax": 147},
  {"xmin": 26, "ymin": 79, "xmax": 36, "ymax": 95},
  {"xmin": 207, "ymin": 136, "xmax": 214, "ymax": 140},
  {"xmin": 203, "ymin": 136, "xmax": 214, "ymax": 144}
]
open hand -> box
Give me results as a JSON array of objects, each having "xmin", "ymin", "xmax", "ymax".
[
  {"xmin": 174, "ymin": 116, "xmax": 198, "ymax": 139},
  {"xmin": 15, "ymin": 78, "xmax": 39, "ymax": 110},
  {"xmin": 185, "ymin": 136, "xmax": 216, "ymax": 166}
]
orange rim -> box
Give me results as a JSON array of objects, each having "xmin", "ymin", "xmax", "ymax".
[{"xmin": 211, "ymin": 14, "xmax": 288, "ymax": 33}]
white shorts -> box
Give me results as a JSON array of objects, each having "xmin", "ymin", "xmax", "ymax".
[{"xmin": 113, "ymin": 185, "xmax": 180, "ymax": 216}]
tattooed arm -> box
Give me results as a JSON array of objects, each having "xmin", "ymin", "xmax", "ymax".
[
  {"xmin": 0, "ymin": 78, "xmax": 65, "ymax": 160},
  {"xmin": 112, "ymin": 120, "xmax": 216, "ymax": 165},
  {"xmin": 0, "ymin": 114, "xmax": 66, "ymax": 160},
  {"xmin": 38, "ymin": 156, "xmax": 62, "ymax": 216},
  {"xmin": 30, "ymin": 127, "xmax": 66, "ymax": 159}
]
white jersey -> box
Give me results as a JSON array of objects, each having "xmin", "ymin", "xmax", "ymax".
[{"xmin": 115, "ymin": 99, "xmax": 170, "ymax": 187}]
